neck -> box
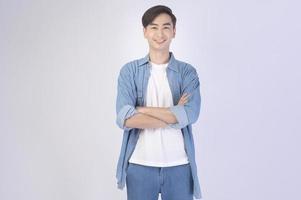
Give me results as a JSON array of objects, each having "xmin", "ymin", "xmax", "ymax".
[{"xmin": 149, "ymin": 49, "xmax": 170, "ymax": 64}]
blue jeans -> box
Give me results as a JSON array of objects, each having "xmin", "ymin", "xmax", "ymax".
[{"xmin": 126, "ymin": 163, "xmax": 193, "ymax": 200}]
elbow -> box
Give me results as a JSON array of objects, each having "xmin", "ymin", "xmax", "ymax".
[
  {"xmin": 168, "ymin": 105, "xmax": 189, "ymax": 129},
  {"xmin": 168, "ymin": 105, "xmax": 200, "ymax": 129},
  {"xmin": 170, "ymin": 114, "xmax": 199, "ymax": 129},
  {"xmin": 123, "ymin": 118, "xmax": 134, "ymax": 130},
  {"xmin": 188, "ymin": 106, "xmax": 201, "ymax": 125},
  {"xmin": 115, "ymin": 116, "xmax": 125, "ymax": 130},
  {"xmin": 116, "ymin": 105, "xmax": 138, "ymax": 131},
  {"xmin": 189, "ymin": 111, "xmax": 200, "ymax": 125},
  {"xmin": 116, "ymin": 116, "xmax": 134, "ymax": 131}
]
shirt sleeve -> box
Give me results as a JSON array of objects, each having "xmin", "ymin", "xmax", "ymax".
[
  {"xmin": 115, "ymin": 64, "xmax": 138, "ymax": 131},
  {"xmin": 168, "ymin": 65, "xmax": 201, "ymax": 129}
]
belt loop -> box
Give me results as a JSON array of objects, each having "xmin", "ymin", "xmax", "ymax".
[{"xmin": 159, "ymin": 167, "xmax": 164, "ymax": 185}]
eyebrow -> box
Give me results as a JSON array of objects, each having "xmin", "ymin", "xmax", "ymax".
[{"xmin": 149, "ymin": 22, "xmax": 172, "ymax": 26}]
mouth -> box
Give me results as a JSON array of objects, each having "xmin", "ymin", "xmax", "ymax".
[{"xmin": 154, "ymin": 40, "xmax": 166, "ymax": 44}]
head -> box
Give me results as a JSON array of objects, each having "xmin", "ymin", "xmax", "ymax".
[{"xmin": 142, "ymin": 5, "xmax": 177, "ymax": 52}]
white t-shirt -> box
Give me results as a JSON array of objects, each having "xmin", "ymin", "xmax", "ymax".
[{"xmin": 129, "ymin": 61, "xmax": 189, "ymax": 167}]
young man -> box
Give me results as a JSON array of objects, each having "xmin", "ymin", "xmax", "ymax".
[{"xmin": 116, "ymin": 5, "xmax": 202, "ymax": 200}]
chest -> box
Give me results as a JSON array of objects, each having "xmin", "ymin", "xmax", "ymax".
[{"xmin": 134, "ymin": 65, "xmax": 182, "ymax": 106}]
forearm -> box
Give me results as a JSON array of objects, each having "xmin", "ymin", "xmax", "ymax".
[
  {"xmin": 137, "ymin": 107, "xmax": 178, "ymax": 124},
  {"xmin": 124, "ymin": 113, "xmax": 168, "ymax": 129}
]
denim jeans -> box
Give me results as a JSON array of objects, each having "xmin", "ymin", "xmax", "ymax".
[{"xmin": 126, "ymin": 163, "xmax": 193, "ymax": 200}]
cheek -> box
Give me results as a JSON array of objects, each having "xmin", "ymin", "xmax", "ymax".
[
  {"xmin": 164, "ymin": 30, "xmax": 174, "ymax": 37},
  {"xmin": 144, "ymin": 33, "xmax": 152, "ymax": 40},
  {"xmin": 149, "ymin": 34, "xmax": 156, "ymax": 40}
]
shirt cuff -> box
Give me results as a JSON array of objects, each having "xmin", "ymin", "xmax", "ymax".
[
  {"xmin": 168, "ymin": 105, "xmax": 189, "ymax": 129},
  {"xmin": 116, "ymin": 105, "xmax": 138, "ymax": 131}
]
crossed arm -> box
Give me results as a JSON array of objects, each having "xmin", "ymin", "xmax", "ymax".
[{"xmin": 124, "ymin": 93, "xmax": 190, "ymax": 129}]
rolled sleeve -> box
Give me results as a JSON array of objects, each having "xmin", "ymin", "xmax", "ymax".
[
  {"xmin": 116, "ymin": 64, "xmax": 138, "ymax": 131},
  {"xmin": 168, "ymin": 65, "xmax": 201, "ymax": 129},
  {"xmin": 116, "ymin": 105, "xmax": 138, "ymax": 131},
  {"xmin": 168, "ymin": 105, "xmax": 189, "ymax": 129}
]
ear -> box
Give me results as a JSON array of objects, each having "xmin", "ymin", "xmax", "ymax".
[
  {"xmin": 143, "ymin": 27, "xmax": 147, "ymax": 38},
  {"xmin": 173, "ymin": 27, "xmax": 176, "ymax": 38}
]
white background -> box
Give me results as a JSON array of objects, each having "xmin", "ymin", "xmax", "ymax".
[{"xmin": 1, "ymin": 0, "xmax": 300, "ymax": 200}]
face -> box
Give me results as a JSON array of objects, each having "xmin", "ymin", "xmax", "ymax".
[{"xmin": 143, "ymin": 13, "xmax": 176, "ymax": 52}]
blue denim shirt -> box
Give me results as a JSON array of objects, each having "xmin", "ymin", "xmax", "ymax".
[{"xmin": 115, "ymin": 52, "xmax": 202, "ymax": 199}]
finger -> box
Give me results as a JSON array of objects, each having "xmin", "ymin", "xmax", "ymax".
[
  {"xmin": 179, "ymin": 94, "xmax": 190, "ymax": 104},
  {"xmin": 182, "ymin": 93, "xmax": 191, "ymax": 98},
  {"xmin": 181, "ymin": 95, "xmax": 190, "ymax": 101},
  {"xmin": 184, "ymin": 93, "xmax": 191, "ymax": 99},
  {"xmin": 178, "ymin": 98, "xmax": 187, "ymax": 103},
  {"xmin": 180, "ymin": 98, "xmax": 188, "ymax": 103},
  {"xmin": 180, "ymin": 94, "xmax": 189, "ymax": 99},
  {"xmin": 182, "ymin": 93, "xmax": 189, "ymax": 97}
]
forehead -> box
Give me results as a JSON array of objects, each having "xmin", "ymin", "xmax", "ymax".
[{"xmin": 151, "ymin": 13, "xmax": 173, "ymax": 25}]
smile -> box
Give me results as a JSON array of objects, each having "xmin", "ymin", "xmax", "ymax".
[{"xmin": 155, "ymin": 40, "xmax": 166, "ymax": 44}]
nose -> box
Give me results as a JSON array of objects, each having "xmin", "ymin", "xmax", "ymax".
[{"xmin": 156, "ymin": 29, "xmax": 163, "ymax": 38}]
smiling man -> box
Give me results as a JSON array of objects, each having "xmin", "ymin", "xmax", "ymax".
[{"xmin": 115, "ymin": 5, "xmax": 202, "ymax": 200}]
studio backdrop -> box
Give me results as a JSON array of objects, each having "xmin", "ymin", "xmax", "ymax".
[{"xmin": 0, "ymin": 0, "xmax": 300, "ymax": 200}]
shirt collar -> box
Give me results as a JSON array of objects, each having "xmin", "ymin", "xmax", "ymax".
[{"xmin": 137, "ymin": 52, "xmax": 179, "ymax": 72}]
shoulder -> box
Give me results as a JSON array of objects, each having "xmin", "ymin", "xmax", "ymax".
[
  {"xmin": 119, "ymin": 58, "xmax": 143, "ymax": 76},
  {"xmin": 174, "ymin": 59, "xmax": 198, "ymax": 76}
]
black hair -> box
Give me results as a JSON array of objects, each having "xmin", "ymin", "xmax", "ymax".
[{"xmin": 142, "ymin": 5, "xmax": 177, "ymax": 28}]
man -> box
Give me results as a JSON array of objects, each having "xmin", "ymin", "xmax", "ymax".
[{"xmin": 116, "ymin": 5, "xmax": 202, "ymax": 200}]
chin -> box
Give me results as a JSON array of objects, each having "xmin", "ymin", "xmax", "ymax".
[{"xmin": 151, "ymin": 44, "xmax": 169, "ymax": 51}]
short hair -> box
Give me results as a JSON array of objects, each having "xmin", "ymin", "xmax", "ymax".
[{"xmin": 142, "ymin": 5, "xmax": 177, "ymax": 28}]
